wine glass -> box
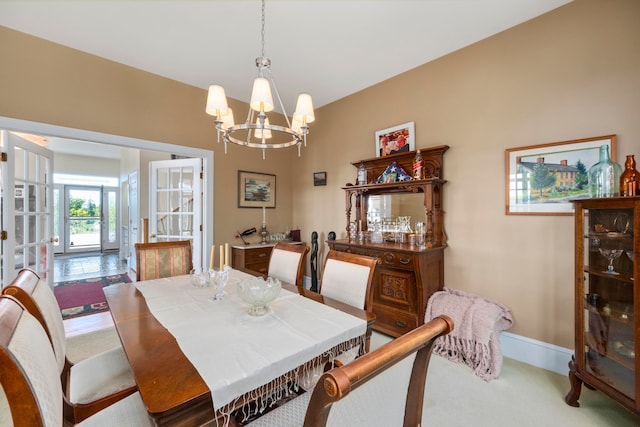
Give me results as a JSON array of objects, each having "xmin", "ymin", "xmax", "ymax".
[
  {"xmin": 598, "ymin": 248, "xmax": 624, "ymax": 275},
  {"xmin": 211, "ymin": 266, "xmax": 231, "ymax": 301}
]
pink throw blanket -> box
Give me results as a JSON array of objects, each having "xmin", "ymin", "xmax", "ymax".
[{"xmin": 425, "ymin": 287, "xmax": 513, "ymax": 380}]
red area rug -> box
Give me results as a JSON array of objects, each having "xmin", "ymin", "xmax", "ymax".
[{"xmin": 54, "ymin": 273, "xmax": 131, "ymax": 319}]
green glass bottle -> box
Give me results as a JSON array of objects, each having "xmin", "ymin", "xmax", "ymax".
[{"xmin": 587, "ymin": 145, "xmax": 622, "ymax": 198}]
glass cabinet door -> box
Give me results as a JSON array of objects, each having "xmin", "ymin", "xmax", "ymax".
[{"xmin": 582, "ymin": 204, "xmax": 635, "ymax": 398}]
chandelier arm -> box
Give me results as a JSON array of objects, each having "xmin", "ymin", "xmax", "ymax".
[{"xmin": 267, "ymin": 73, "xmax": 293, "ymax": 129}]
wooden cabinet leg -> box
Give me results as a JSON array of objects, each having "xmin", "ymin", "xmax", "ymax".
[{"xmin": 564, "ymin": 355, "xmax": 582, "ymax": 407}]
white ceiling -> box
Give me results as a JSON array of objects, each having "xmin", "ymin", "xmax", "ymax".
[{"xmin": 1, "ymin": 0, "xmax": 571, "ymax": 156}]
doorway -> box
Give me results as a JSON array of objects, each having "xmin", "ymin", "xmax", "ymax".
[
  {"xmin": 58, "ymin": 185, "xmax": 119, "ymax": 254},
  {"xmin": 0, "ymin": 116, "xmax": 215, "ymax": 278}
]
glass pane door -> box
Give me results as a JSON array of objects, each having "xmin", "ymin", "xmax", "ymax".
[
  {"xmin": 65, "ymin": 186, "xmax": 101, "ymax": 252},
  {"xmin": 0, "ymin": 131, "xmax": 54, "ymax": 288},
  {"xmin": 583, "ymin": 205, "xmax": 635, "ymax": 398}
]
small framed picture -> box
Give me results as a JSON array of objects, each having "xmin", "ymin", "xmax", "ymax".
[
  {"xmin": 313, "ymin": 172, "xmax": 327, "ymax": 186},
  {"xmin": 375, "ymin": 122, "xmax": 415, "ymax": 157}
]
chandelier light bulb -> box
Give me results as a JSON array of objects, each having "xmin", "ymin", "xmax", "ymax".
[
  {"xmin": 250, "ymin": 77, "xmax": 274, "ymax": 112},
  {"xmin": 254, "ymin": 117, "xmax": 273, "ymax": 139},
  {"xmin": 294, "ymin": 93, "xmax": 315, "ymax": 124}
]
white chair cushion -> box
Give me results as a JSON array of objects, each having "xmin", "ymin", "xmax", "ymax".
[
  {"xmin": 33, "ymin": 279, "xmax": 68, "ymax": 373},
  {"xmin": 323, "ymin": 354, "xmax": 415, "ymax": 426},
  {"xmin": 321, "ymin": 259, "xmax": 371, "ymax": 310},
  {"xmin": 0, "ymin": 384, "xmax": 12, "ymax": 426},
  {"xmin": 269, "ymin": 249, "xmax": 303, "ymax": 285},
  {"xmin": 8, "ymin": 310, "xmax": 64, "ymax": 426},
  {"xmin": 247, "ymin": 391, "xmax": 312, "ymax": 427},
  {"xmin": 248, "ymin": 354, "xmax": 415, "ymax": 427},
  {"xmin": 76, "ymin": 392, "xmax": 154, "ymax": 427},
  {"xmin": 70, "ymin": 346, "xmax": 136, "ymax": 404}
]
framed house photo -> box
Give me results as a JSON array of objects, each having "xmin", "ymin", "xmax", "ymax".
[
  {"xmin": 238, "ymin": 170, "xmax": 276, "ymax": 208},
  {"xmin": 375, "ymin": 122, "xmax": 415, "ymax": 157},
  {"xmin": 505, "ymin": 135, "xmax": 617, "ymax": 215}
]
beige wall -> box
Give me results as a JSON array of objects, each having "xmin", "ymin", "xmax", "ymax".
[
  {"xmin": 1, "ymin": 0, "xmax": 639, "ymax": 347},
  {"xmin": 0, "ymin": 25, "xmax": 298, "ymax": 250},
  {"xmin": 291, "ymin": 0, "xmax": 640, "ymax": 348}
]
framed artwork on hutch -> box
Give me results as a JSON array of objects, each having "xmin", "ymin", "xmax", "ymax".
[{"xmin": 375, "ymin": 122, "xmax": 415, "ymax": 157}]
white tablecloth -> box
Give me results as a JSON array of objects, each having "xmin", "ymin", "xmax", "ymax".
[{"xmin": 134, "ymin": 270, "xmax": 366, "ymax": 412}]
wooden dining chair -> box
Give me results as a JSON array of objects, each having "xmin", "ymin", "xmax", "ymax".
[
  {"xmin": 245, "ymin": 315, "xmax": 454, "ymax": 427},
  {"xmin": 0, "ymin": 295, "xmax": 154, "ymax": 427},
  {"xmin": 268, "ymin": 242, "xmax": 310, "ymax": 287},
  {"xmin": 319, "ymin": 250, "xmax": 379, "ymax": 311},
  {"xmin": 134, "ymin": 239, "xmax": 193, "ymax": 281},
  {"xmin": 1, "ymin": 269, "xmax": 137, "ymax": 423}
]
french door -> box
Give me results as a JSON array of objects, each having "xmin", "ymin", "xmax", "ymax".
[
  {"xmin": 149, "ymin": 158, "xmax": 203, "ymax": 270},
  {"xmin": 62, "ymin": 185, "xmax": 119, "ymax": 253},
  {"xmin": 0, "ymin": 131, "xmax": 55, "ymax": 288}
]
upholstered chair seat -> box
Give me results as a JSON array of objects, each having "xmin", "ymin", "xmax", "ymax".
[
  {"xmin": 135, "ymin": 240, "xmax": 193, "ymax": 281},
  {"xmin": 0, "ymin": 296, "xmax": 153, "ymax": 427},
  {"xmin": 319, "ymin": 250, "xmax": 378, "ymax": 311},
  {"xmin": 247, "ymin": 315, "xmax": 454, "ymax": 427},
  {"xmin": 268, "ymin": 242, "xmax": 310, "ymax": 287},
  {"xmin": 318, "ymin": 250, "xmax": 379, "ymax": 368},
  {"xmin": 1, "ymin": 269, "xmax": 137, "ymax": 423}
]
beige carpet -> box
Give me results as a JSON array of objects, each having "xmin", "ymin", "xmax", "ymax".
[
  {"xmin": 370, "ymin": 332, "xmax": 638, "ymax": 427},
  {"xmin": 65, "ymin": 328, "xmax": 637, "ymax": 426}
]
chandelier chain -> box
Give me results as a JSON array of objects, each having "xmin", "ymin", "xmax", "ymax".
[{"xmin": 260, "ymin": 0, "xmax": 266, "ymax": 59}]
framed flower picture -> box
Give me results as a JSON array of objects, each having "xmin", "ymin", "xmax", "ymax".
[{"xmin": 375, "ymin": 122, "xmax": 415, "ymax": 157}]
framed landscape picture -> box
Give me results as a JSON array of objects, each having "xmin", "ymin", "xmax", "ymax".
[
  {"xmin": 505, "ymin": 135, "xmax": 616, "ymax": 215},
  {"xmin": 375, "ymin": 122, "xmax": 415, "ymax": 157},
  {"xmin": 238, "ymin": 170, "xmax": 276, "ymax": 208}
]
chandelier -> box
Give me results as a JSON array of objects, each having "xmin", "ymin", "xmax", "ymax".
[{"xmin": 205, "ymin": 0, "xmax": 315, "ymax": 159}]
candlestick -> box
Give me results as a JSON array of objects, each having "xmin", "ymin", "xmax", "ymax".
[
  {"xmin": 209, "ymin": 245, "xmax": 215, "ymax": 270},
  {"xmin": 224, "ymin": 243, "xmax": 229, "ymax": 267},
  {"xmin": 262, "ymin": 206, "xmax": 266, "ymax": 224},
  {"xmin": 219, "ymin": 245, "xmax": 223, "ymax": 269}
]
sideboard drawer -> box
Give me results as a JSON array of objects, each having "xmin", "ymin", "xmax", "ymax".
[
  {"xmin": 232, "ymin": 245, "xmax": 274, "ymax": 276},
  {"xmin": 378, "ymin": 251, "xmax": 414, "ymax": 270},
  {"xmin": 244, "ymin": 247, "xmax": 272, "ymax": 263},
  {"xmin": 246, "ymin": 262, "xmax": 269, "ymax": 275}
]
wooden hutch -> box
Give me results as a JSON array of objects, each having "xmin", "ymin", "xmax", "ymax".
[
  {"xmin": 565, "ymin": 196, "xmax": 639, "ymax": 414},
  {"xmin": 328, "ymin": 146, "xmax": 448, "ymax": 337}
]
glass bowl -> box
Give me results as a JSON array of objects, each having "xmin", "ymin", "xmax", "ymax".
[
  {"xmin": 190, "ymin": 268, "xmax": 212, "ymax": 288},
  {"xmin": 237, "ymin": 276, "xmax": 281, "ymax": 316}
]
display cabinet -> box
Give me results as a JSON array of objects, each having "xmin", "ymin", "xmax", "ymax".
[
  {"xmin": 329, "ymin": 147, "xmax": 448, "ymax": 337},
  {"xmin": 565, "ymin": 196, "xmax": 639, "ymax": 414}
]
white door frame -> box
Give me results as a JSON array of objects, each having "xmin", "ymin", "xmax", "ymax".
[
  {"xmin": 0, "ymin": 116, "xmax": 215, "ymax": 271},
  {"xmin": 149, "ymin": 158, "xmax": 203, "ymax": 269},
  {"xmin": 0, "ymin": 131, "xmax": 55, "ymax": 287}
]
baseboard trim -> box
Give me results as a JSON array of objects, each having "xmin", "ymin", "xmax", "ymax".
[
  {"xmin": 500, "ymin": 331, "xmax": 573, "ymax": 375},
  {"xmin": 302, "ymin": 275, "xmax": 573, "ymax": 375}
]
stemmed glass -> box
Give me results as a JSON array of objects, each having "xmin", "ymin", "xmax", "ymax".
[
  {"xmin": 210, "ymin": 266, "xmax": 231, "ymax": 301},
  {"xmin": 598, "ymin": 248, "xmax": 624, "ymax": 275}
]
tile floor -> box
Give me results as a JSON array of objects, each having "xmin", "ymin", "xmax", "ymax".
[{"xmin": 53, "ymin": 251, "xmax": 128, "ymax": 282}]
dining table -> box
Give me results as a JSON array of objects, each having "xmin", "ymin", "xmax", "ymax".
[{"xmin": 103, "ymin": 268, "xmax": 375, "ymax": 427}]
